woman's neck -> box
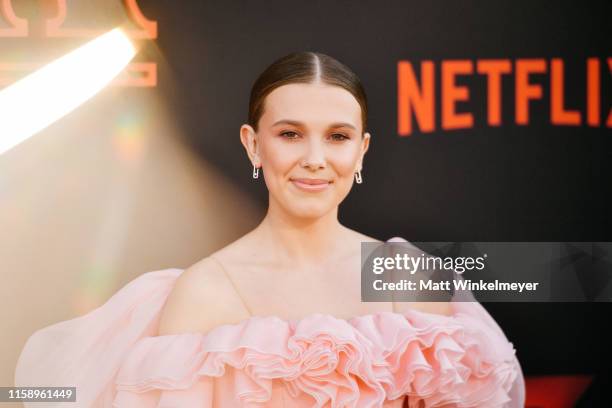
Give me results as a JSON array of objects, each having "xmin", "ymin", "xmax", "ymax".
[{"xmin": 255, "ymin": 202, "xmax": 350, "ymax": 269}]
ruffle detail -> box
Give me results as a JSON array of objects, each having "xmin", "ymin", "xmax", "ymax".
[
  {"xmin": 114, "ymin": 307, "xmax": 520, "ymax": 407},
  {"xmin": 15, "ymin": 238, "xmax": 524, "ymax": 407},
  {"xmin": 351, "ymin": 308, "xmax": 519, "ymax": 407}
]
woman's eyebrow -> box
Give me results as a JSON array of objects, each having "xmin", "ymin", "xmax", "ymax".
[
  {"xmin": 329, "ymin": 122, "xmax": 356, "ymax": 130},
  {"xmin": 272, "ymin": 119, "xmax": 304, "ymax": 127},
  {"xmin": 272, "ymin": 119, "xmax": 356, "ymax": 130}
]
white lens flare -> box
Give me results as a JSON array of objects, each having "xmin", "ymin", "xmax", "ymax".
[{"xmin": 0, "ymin": 28, "xmax": 136, "ymax": 155}]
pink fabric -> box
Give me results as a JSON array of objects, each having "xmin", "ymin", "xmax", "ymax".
[{"xmin": 15, "ymin": 238, "xmax": 525, "ymax": 407}]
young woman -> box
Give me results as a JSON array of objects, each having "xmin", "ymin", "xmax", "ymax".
[{"xmin": 16, "ymin": 52, "xmax": 525, "ymax": 407}]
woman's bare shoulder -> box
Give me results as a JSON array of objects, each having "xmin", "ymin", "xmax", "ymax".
[
  {"xmin": 157, "ymin": 255, "xmax": 251, "ymax": 336},
  {"xmin": 341, "ymin": 226, "xmax": 383, "ymax": 244},
  {"xmin": 342, "ymin": 230, "xmax": 452, "ymax": 315},
  {"xmin": 357, "ymin": 232, "xmax": 382, "ymax": 243}
]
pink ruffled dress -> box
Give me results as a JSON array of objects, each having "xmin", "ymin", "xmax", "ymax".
[{"xmin": 15, "ymin": 237, "xmax": 525, "ymax": 407}]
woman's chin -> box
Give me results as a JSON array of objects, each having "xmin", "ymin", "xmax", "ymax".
[{"xmin": 288, "ymin": 205, "xmax": 334, "ymax": 220}]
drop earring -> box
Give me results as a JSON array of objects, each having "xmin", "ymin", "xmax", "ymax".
[
  {"xmin": 253, "ymin": 165, "xmax": 259, "ymax": 179},
  {"xmin": 355, "ymin": 170, "xmax": 362, "ymax": 184}
]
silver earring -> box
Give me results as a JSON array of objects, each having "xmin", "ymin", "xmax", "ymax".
[
  {"xmin": 355, "ymin": 170, "xmax": 362, "ymax": 184},
  {"xmin": 252, "ymin": 165, "xmax": 259, "ymax": 179}
]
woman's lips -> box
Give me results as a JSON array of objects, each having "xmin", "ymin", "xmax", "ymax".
[{"xmin": 290, "ymin": 178, "xmax": 332, "ymax": 192}]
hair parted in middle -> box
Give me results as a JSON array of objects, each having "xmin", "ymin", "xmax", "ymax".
[{"xmin": 247, "ymin": 52, "xmax": 368, "ymax": 135}]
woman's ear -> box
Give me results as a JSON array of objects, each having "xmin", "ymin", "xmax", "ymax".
[
  {"xmin": 361, "ymin": 132, "xmax": 371, "ymax": 156},
  {"xmin": 356, "ymin": 132, "xmax": 371, "ymax": 170},
  {"xmin": 240, "ymin": 124, "xmax": 259, "ymax": 166}
]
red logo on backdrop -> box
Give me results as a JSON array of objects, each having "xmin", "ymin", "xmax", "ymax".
[
  {"xmin": 0, "ymin": 0, "xmax": 157, "ymax": 87},
  {"xmin": 397, "ymin": 58, "xmax": 612, "ymax": 135}
]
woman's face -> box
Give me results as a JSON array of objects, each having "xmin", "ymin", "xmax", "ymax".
[{"xmin": 241, "ymin": 82, "xmax": 370, "ymax": 220}]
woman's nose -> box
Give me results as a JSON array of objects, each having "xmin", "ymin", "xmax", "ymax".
[{"xmin": 300, "ymin": 138, "xmax": 326, "ymax": 169}]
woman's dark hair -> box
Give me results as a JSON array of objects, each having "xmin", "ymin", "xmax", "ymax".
[{"xmin": 248, "ymin": 52, "xmax": 368, "ymax": 134}]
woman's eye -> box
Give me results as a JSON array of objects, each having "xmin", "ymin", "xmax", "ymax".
[
  {"xmin": 280, "ymin": 131, "xmax": 299, "ymax": 139},
  {"xmin": 331, "ymin": 133, "xmax": 349, "ymax": 141}
]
